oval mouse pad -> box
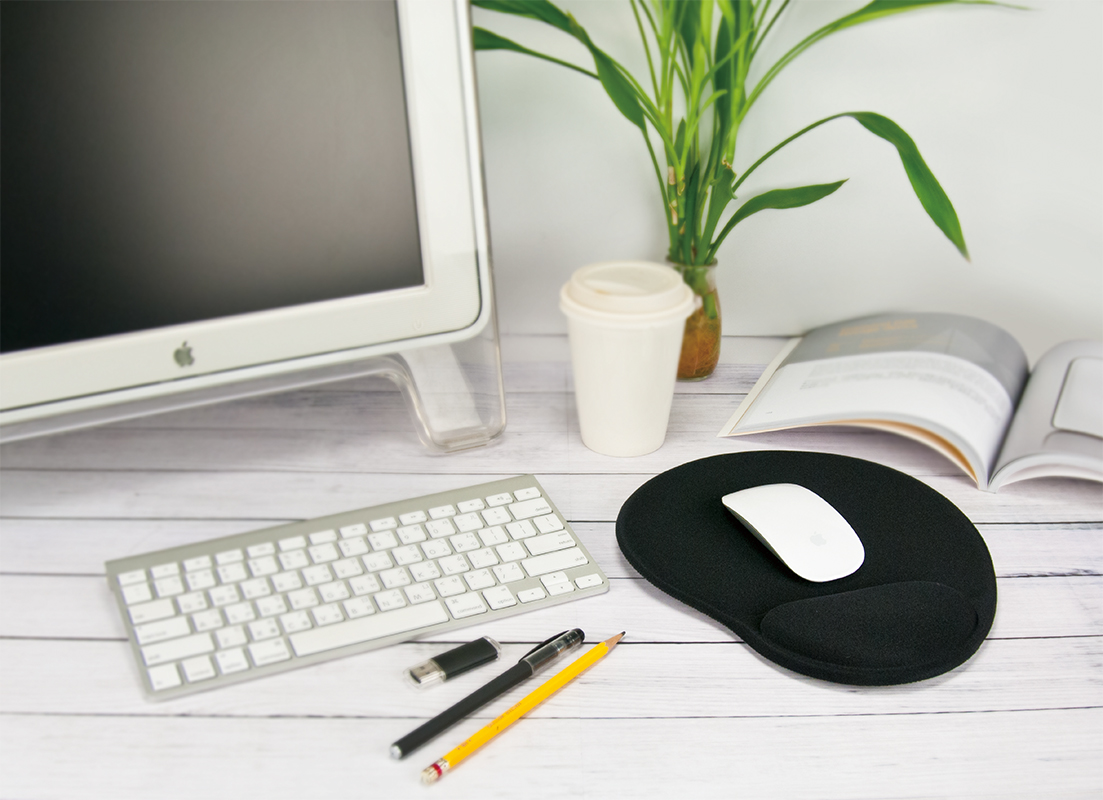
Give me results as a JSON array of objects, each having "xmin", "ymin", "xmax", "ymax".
[{"xmin": 616, "ymin": 452, "xmax": 997, "ymax": 685}]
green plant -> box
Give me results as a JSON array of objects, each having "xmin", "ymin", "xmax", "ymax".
[
  {"xmin": 474, "ymin": 0, "xmax": 986, "ymax": 379},
  {"xmin": 474, "ymin": 0, "xmax": 977, "ymax": 268}
]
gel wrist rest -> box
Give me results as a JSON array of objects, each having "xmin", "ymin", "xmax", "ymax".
[{"xmin": 616, "ymin": 452, "xmax": 997, "ymax": 685}]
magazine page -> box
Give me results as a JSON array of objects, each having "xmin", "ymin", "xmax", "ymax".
[
  {"xmin": 719, "ymin": 313, "xmax": 1030, "ymax": 485},
  {"xmin": 989, "ymin": 340, "xmax": 1103, "ymax": 491}
]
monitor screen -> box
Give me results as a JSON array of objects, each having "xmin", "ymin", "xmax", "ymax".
[
  {"xmin": 0, "ymin": 0, "xmax": 493, "ymax": 440},
  {"xmin": 2, "ymin": 0, "xmax": 424, "ymax": 353}
]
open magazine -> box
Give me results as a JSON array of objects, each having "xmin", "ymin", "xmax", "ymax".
[{"xmin": 719, "ymin": 313, "xmax": 1103, "ymax": 492}]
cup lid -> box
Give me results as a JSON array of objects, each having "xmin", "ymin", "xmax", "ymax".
[{"xmin": 561, "ymin": 261, "xmax": 694, "ymax": 319}]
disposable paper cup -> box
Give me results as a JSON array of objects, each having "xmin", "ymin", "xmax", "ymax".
[{"xmin": 559, "ymin": 261, "xmax": 695, "ymax": 457}]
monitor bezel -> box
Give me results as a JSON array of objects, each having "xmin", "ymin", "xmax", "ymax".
[{"xmin": 0, "ymin": 0, "xmax": 492, "ymax": 426}]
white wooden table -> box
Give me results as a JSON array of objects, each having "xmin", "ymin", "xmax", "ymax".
[{"xmin": 2, "ymin": 335, "xmax": 1100, "ymax": 799}]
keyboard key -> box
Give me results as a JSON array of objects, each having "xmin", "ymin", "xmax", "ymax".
[
  {"xmin": 215, "ymin": 625, "xmax": 247, "ymax": 649},
  {"xmin": 289, "ymin": 602, "xmax": 449, "ymax": 657},
  {"xmin": 148, "ymin": 663, "xmax": 182, "ymax": 691},
  {"xmin": 468, "ymin": 548, "xmax": 499, "ymax": 569},
  {"xmin": 256, "ymin": 596, "xmax": 288, "ymax": 618},
  {"xmin": 209, "ymin": 585, "xmax": 240, "ymax": 607},
  {"xmin": 129, "ymin": 598, "xmax": 176, "ymax": 626},
  {"xmin": 391, "ymin": 545, "xmax": 423, "ymax": 566},
  {"xmin": 332, "ymin": 557, "xmax": 364, "ymax": 578},
  {"xmin": 463, "ymin": 569, "xmax": 495, "ymax": 591},
  {"xmin": 181, "ymin": 655, "xmax": 216, "ymax": 683},
  {"xmin": 312, "ymin": 604, "xmax": 344, "ymax": 627},
  {"xmin": 215, "ymin": 550, "xmax": 244, "ymax": 565},
  {"xmin": 380, "ymin": 567, "xmax": 411, "ymax": 589},
  {"xmin": 434, "ymin": 576, "xmax": 466, "ymax": 597},
  {"xmin": 509, "ymin": 497, "xmax": 553, "ymax": 520},
  {"xmin": 496, "ymin": 542, "xmax": 526, "ymax": 562},
  {"xmin": 302, "ymin": 565, "xmax": 333, "ymax": 586},
  {"xmin": 142, "ymin": 632, "xmax": 214, "ymax": 666},
  {"xmin": 421, "ymin": 540, "xmax": 452, "ymax": 560},
  {"xmin": 319, "ymin": 581, "xmax": 350, "ymax": 603},
  {"xmin": 349, "ymin": 574, "xmax": 381, "ymax": 595},
  {"xmin": 224, "ymin": 602, "xmax": 256, "ymax": 625},
  {"xmin": 177, "ymin": 592, "xmax": 208, "ymax": 615},
  {"xmin": 428, "ymin": 505, "xmax": 456, "ymax": 519},
  {"xmin": 506, "ymin": 520, "xmax": 537, "ymax": 540},
  {"xmin": 398, "ymin": 510, "xmax": 427, "ymax": 525},
  {"xmin": 576, "ymin": 573, "xmax": 604, "ymax": 589},
  {"xmin": 248, "ymin": 619, "xmax": 280, "ymax": 642},
  {"xmin": 426, "ymin": 519, "xmax": 456, "ymax": 538},
  {"xmin": 308, "ymin": 543, "xmax": 339, "ymax": 563},
  {"xmin": 478, "ymin": 526, "xmax": 508, "ymax": 547},
  {"xmin": 279, "ymin": 550, "xmax": 310, "ymax": 571},
  {"xmin": 492, "ymin": 562, "xmax": 525, "ymax": 584},
  {"xmin": 309, "ymin": 530, "xmax": 337, "ymax": 545},
  {"xmin": 483, "ymin": 586, "xmax": 517, "ymax": 610},
  {"xmin": 343, "ymin": 597, "xmax": 375, "ymax": 619},
  {"xmin": 514, "ymin": 487, "xmax": 541, "ymax": 501},
  {"xmin": 517, "ymin": 587, "xmax": 547, "ymax": 603},
  {"xmin": 193, "ymin": 609, "xmax": 224, "ymax": 632},
  {"xmin": 186, "ymin": 569, "xmax": 216, "ymax": 591},
  {"xmin": 287, "ymin": 588, "xmax": 319, "ymax": 610},
  {"xmin": 240, "ymin": 578, "xmax": 271, "ymax": 600},
  {"xmin": 122, "ymin": 583, "xmax": 153, "ymax": 605},
  {"xmin": 450, "ymin": 533, "xmax": 481, "ymax": 552},
  {"xmin": 249, "ymin": 639, "xmax": 291, "ymax": 667},
  {"xmin": 362, "ymin": 552, "xmax": 393, "ymax": 572},
  {"xmin": 525, "ymin": 531, "xmax": 576, "ymax": 557},
  {"xmin": 339, "ymin": 523, "xmax": 368, "ymax": 538},
  {"xmin": 216, "ymin": 648, "xmax": 249, "ymax": 675},
  {"xmin": 154, "ymin": 576, "xmax": 185, "ymax": 598},
  {"xmin": 546, "ymin": 580, "xmax": 574, "ymax": 597},
  {"xmin": 248, "ymin": 556, "xmax": 279, "ymax": 578},
  {"xmin": 279, "ymin": 536, "xmax": 307, "ymax": 552},
  {"xmin": 409, "ymin": 561, "xmax": 441, "ymax": 582},
  {"xmin": 217, "ymin": 563, "xmax": 248, "ymax": 584},
  {"xmin": 368, "ymin": 532, "xmax": 398, "ymax": 551},
  {"xmin": 134, "ymin": 615, "xmax": 191, "ymax": 645},
  {"xmin": 246, "ymin": 544, "xmax": 275, "ymax": 559},
  {"xmin": 453, "ymin": 513, "xmax": 483, "ymax": 532},
  {"xmin": 457, "ymin": 499, "xmax": 485, "ymax": 513},
  {"xmin": 272, "ymin": 571, "xmax": 303, "ymax": 593},
  {"xmin": 438, "ymin": 555, "xmax": 470, "ymax": 576},
  {"xmin": 405, "ymin": 582, "xmax": 436, "ymax": 605},
  {"xmin": 397, "ymin": 525, "xmax": 427, "ymax": 544},
  {"xmin": 369, "ymin": 517, "xmax": 397, "ymax": 532},
  {"xmin": 445, "ymin": 592, "xmax": 487, "ymax": 619},
  {"xmin": 374, "ymin": 590, "xmax": 407, "ymax": 612},
  {"xmin": 118, "ymin": 569, "xmax": 147, "ymax": 586},
  {"xmin": 522, "ymin": 547, "xmax": 588, "ymax": 577},
  {"xmin": 281, "ymin": 611, "xmax": 313, "ymax": 634},
  {"xmin": 533, "ymin": 513, "xmax": 564, "ymax": 534},
  {"xmin": 338, "ymin": 537, "xmax": 369, "ymax": 557},
  {"xmin": 151, "ymin": 563, "xmax": 180, "ymax": 579},
  {"xmin": 486, "ymin": 493, "xmax": 512, "ymax": 507},
  {"xmin": 481, "ymin": 507, "xmax": 511, "ymax": 526}
]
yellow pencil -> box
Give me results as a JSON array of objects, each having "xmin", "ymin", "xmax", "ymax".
[{"xmin": 420, "ymin": 631, "xmax": 625, "ymax": 784}]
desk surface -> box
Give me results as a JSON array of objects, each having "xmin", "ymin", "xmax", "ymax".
[{"xmin": 2, "ymin": 335, "xmax": 1100, "ymax": 799}]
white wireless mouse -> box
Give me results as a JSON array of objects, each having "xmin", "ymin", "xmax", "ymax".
[{"xmin": 721, "ymin": 483, "xmax": 865, "ymax": 582}]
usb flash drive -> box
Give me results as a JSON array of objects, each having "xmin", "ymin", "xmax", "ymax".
[{"xmin": 405, "ymin": 637, "xmax": 501, "ymax": 686}]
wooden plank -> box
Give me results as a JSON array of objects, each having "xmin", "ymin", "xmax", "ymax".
[
  {"xmin": 2, "ymin": 468, "xmax": 1099, "ymax": 524},
  {"xmin": 2, "ymin": 637, "xmax": 1101, "ymax": 719},
  {"xmin": 1, "ymin": 709, "xmax": 1098, "ymax": 799},
  {"xmin": 2, "ymin": 518, "xmax": 1100, "ymax": 579},
  {"xmin": 2, "ymin": 573, "xmax": 1098, "ymax": 642}
]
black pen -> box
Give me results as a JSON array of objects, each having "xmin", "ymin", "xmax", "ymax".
[{"xmin": 389, "ymin": 628, "xmax": 585, "ymax": 759}]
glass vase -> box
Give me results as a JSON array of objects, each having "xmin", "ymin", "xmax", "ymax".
[{"xmin": 672, "ymin": 261, "xmax": 721, "ymax": 381}]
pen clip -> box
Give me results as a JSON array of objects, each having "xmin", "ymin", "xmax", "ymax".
[{"xmin": 518, "ymin": 630, "xmax": 568, "ymax": 661}]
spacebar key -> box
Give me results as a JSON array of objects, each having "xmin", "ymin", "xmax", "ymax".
[{"xmin": 289, "ymin": 602, "xmax": 449, "ymax": 657}]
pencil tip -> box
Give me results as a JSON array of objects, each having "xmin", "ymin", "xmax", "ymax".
[{"xmin": 607, "ymin": 631, "xmax": 625, "ymax": 646}]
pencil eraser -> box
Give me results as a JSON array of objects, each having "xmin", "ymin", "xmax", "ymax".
[{"xmin": 405, "ymin": 637, "xmax": 501, "ymax": 687}]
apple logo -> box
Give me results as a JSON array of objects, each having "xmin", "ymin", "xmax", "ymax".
[
  {"xmin": 809, "ymin": 532, "xmax": 828, "ymax": 547},
  {"xmin": 173, "ymin": 342, "xmax": 195, "ymax": 368}
]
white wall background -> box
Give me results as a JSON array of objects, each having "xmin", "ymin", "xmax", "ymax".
[{"xmin": 473, "ymin": 0, "xmax": 1103, "ymax": 363}]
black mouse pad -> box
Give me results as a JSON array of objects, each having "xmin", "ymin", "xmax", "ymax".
[{"xmin": 616, "ymin": 452, "xmax": 997, "ymax": 685}]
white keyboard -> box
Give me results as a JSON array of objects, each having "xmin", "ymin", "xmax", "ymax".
[{"xmin": 105, "ymin": 475, "xmax": 608, "ymax": 700}]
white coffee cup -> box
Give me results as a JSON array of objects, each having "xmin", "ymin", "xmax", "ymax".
[{"xmin": 559, "ymin": 261, "xmax": 695, "ymax": 457}]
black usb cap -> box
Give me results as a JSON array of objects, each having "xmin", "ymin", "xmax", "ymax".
[{"xmin": 405, "ymin": 637, "xmax": 501, "ymax": 686}]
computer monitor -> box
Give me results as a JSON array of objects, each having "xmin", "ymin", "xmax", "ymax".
[{"xmin": 1, "ymin": 0, "xmax": 503, "ymax": 450}]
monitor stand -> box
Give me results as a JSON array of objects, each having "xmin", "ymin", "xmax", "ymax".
[{"xmin": 0, "ymin": 310, "xmax": 507, "ymax": 453}]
